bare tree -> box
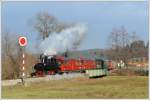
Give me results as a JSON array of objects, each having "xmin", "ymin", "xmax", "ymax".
[
  {"xmin": 130, "ymin": 31, "xmax": 140, "ymax": 43},
  {"xmin": 33, "ymin": 12, "xmax": 57, "ymax": 40},
  {"xmin": 107, "ymin": 26, "xmax": 130, "ymax": 65},
  {"xmin": 2, "ymin": 31, "xmax": 22, "ymax": 79},
  {"xmin": 120, "ymin": 26, "xmax": 130, "ymax": 48},
  {"xmin": 108, "ymin": 26, "xmax": 130, "ymax": 48},
  {"xmin": 31, "ymin": 12, "xmax": 69, "ymax": 40},
  {"xmin": 108, "ymin": 28, "xmax": 120, "ymax": 49}
]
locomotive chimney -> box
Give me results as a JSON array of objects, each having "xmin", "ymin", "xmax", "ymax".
[{"xmin": 64, "ymin": 49, "xmax": 69, "ymax": 58}]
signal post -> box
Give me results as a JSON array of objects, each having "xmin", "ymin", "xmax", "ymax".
[{"xmin": 18, "ymin": 36, "xmax": 27, "ymax": 85}]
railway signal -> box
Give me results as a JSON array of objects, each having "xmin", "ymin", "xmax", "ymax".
[
  {"xmin": 18, "ymin": 36, "xmax": 27, "ymax": 85},
  {"xmin": 18, "ymin": 36, "xmax": 27, "ymax": 46}
]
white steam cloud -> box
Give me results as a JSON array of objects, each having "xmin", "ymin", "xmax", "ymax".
[{"xmin": 39, "ymin": 24, "xmax": 87, "ymax": 55}]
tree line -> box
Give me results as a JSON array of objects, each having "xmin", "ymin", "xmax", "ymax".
[{"xmin": 106, "ymin": 26, "xmax": 148, "ymax": 66}]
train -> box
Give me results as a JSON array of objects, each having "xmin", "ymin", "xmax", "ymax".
[{"xmin": 31, "ymin": 53, "xmax": 114, "ymax": 78}]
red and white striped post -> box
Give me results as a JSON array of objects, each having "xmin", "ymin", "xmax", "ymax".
[
  {"xmin": 22, "ymin": 53, "xmax": 25, "ymax": 77},
  {"xmin": 18, "ymin": 36, "xmax": 27, "ymax": 85}
]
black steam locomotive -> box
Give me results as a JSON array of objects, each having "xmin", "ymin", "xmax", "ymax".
[{"xmin": 31, "ymin": 54, "xmax": 61, "ymax": 77}]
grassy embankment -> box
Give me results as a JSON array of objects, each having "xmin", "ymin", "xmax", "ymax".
[{"xmin": 2, "ymin": 76, "xmax": 148, "ymax": 99}]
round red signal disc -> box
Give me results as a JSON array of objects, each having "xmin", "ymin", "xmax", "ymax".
[{"xmin": 18, "ymin": 36, "xmax": 27, "ymax": 46}]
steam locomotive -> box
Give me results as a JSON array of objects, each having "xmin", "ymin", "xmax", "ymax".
[{"xmin": 31, "ymin": 53, "xmax": 111, "ymax": 77}]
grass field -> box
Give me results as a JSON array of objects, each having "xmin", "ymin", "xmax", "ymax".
[{"xmin": 2, "ymin": 76, "xmax": 148, "ymax": 99}]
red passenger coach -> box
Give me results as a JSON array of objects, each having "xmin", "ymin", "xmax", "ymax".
[{"xmin": 60, "ymin": 59, "xmax": 96, "ymax": 72}]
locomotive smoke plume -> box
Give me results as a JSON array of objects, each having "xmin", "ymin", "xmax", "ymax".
[{"xmin": 39, "ymin": 24, "xmax": 87, "ymax": 55}]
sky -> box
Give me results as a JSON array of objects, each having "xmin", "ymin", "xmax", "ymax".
[{"xmin": 2, "ymin": 1, "xmax": 149, "ymax": 52}]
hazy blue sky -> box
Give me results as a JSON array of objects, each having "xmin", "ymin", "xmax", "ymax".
[{"xmin": 2, "ymin": 1, "xmax": 149, "ymax": 52}]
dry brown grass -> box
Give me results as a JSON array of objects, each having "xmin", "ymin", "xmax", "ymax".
[{"xmin": 2, "ymin": 76, "xmax": 148, "ymax": 99}]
